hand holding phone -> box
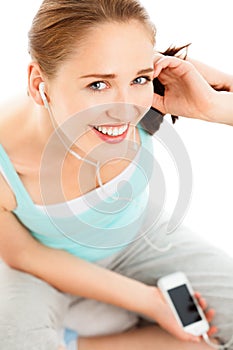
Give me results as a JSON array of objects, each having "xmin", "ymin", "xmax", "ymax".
[{"xmin": 157, "ymin": 272, "xmax": 210, "ymax": 337}]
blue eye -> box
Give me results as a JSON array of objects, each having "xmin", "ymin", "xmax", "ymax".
[
  {"xmin": 133, "ymin": 76, "xmax": 151, "ymax": 85},
  {"xmin": 87, "ymin": 76, "xmax": 152, "ymax": 94},
  {"xmin": 89, "ymin": 81, "xmax": 107, "ymax": 92}
]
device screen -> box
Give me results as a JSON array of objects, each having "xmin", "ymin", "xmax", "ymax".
[{"xmin": 168, "ymin": 284, "xmax": 202, "ymax": 326}]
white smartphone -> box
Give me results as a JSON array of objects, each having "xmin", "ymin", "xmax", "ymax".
[{"xmin": 157, "ymin": 272, "xmax": 210, "ymax": 336}]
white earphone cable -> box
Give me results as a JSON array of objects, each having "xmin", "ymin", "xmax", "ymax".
[{"xmin": 202, "ymin": 332, "xmax": 233, "ymax": 350}]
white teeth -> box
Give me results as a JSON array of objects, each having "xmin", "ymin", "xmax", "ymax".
[
  {"xmin": 107, "ymin": 127, "xmax": 113, "ymax": 136},
  {"xmin": 94, "ymin": 124, "xmax": 128, "ymax": 136},
  {"xmin": 112, "ymin": 128, "xmax": 119, "ymax": 136},
  {"xmin": 119, "ymin": 126, "xmax": 125, "ymax": 134}
]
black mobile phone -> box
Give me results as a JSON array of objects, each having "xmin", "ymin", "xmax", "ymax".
[
  {"xmin": 140, "ymin": 77, "xmax": 177, "ymax": 134},
  {"xmin": 152, "ymin": 77, "xmax": 179, "ymax": 125},
  {"xmin": 153, "ymin": 77, "xmax": 165, "ymax": 97}
]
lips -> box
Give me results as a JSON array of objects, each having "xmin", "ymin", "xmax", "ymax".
[{"xmin": 92, "ymin": 124, "xmax": 129, "ymax": 144}]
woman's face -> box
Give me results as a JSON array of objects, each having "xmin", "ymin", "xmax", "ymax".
[{"xmin": 46, "ymin": 20, "xmax": 155, "ymax": 158}]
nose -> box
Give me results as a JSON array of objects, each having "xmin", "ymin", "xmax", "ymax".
[
  {"xmin": 107, "ymin": 103, "xmax": 139, "ymax": 124},
  {"xmin": 113, "ymin": 86, "xmax": 129, "ymax": 103},
  {"xmin": 106, "ymin": 88, "xmax": 141, "ymax": 124}
]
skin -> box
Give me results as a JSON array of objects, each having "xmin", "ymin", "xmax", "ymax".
[
  {"xmin": 0, "ymin": 20, "xmax": 218, "ymax": 349},
  {"xmin": 152, "ymin": 54, "xmax": 233, "ymax": 126}
]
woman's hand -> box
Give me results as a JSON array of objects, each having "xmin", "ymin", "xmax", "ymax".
[
  {"xmin": 194, "ymin": 291, "xmax": 218, "ymax": 338},
  {"xmin": 147, "ymin": 286, "xmax": 217, "ymax": 343},
  {"xmin": 152, "ymin": 55, "xmax": 217, "ymax": 122}
]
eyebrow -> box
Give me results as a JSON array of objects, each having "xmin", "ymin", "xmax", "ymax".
[{"xmin": 79, "ymin": 68, "xmax": 154, "ymax": 79}]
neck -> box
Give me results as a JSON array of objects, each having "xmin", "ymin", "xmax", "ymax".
[{"xmin": 31, "ymin": 100, "xmax": 55, "ymax": 148}]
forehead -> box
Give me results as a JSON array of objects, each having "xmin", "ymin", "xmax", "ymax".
[{"xmin": 62, "ymin": 20, "xmax": 154, "ymax": 74}]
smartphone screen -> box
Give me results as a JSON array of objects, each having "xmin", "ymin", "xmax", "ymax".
[{"xmin": 168, "ymin": 284, "xmax": 202, "ymax": 327}]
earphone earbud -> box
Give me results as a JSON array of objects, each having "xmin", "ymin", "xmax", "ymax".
[{"xmin": 39, "ymin": 82, "xmax": 49, "ymax": 109}]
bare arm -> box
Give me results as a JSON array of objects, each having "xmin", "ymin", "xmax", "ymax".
[
  {"xmin": 188, "ymin": 58, "xmax": 233, "ymax": 127},
  {"xmin": 187, "ymin": 58, "xmax": 233, "ymax": 93},
  {"xmin": 0, "ymin": 204, "xmax": 204, "ymax": 343},
  {"xmin": 205, "ymin": 90, "xmax": 233, "ymax": 127},
  {"xmin": 0, "ymin": 206, "xmax": 153, "ymax": 316}
]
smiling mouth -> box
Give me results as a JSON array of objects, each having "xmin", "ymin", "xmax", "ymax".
[
  {"xmin": 91, "ymin": 123, "xmax": 130, "ymax": 143},
  {"xmin": 93, "ymin": 124, "xmax": 129, "ymax": 136}
]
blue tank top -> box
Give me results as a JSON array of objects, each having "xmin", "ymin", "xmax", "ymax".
[{"xmin": 0, "ymin": 125, "xmax": 154, "ymax": 262}]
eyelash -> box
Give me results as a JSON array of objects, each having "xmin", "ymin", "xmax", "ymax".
[{"xmin": 87, "ymin": 76, "xmax": 152, "ymax": 93}]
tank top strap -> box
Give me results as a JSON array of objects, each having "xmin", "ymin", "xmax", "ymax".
[{"xmin": 0, "ymin": 144, "xmax": 34, "ymax": 211}]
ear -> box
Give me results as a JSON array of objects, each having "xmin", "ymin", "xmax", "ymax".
[{"xmin": 27, "ymin": 62, "xmax": 49, "ymax": 106}]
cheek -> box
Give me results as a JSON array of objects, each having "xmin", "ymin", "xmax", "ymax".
[
  {"xmin": 136, "ymin": 85, "xmax": 154, "ymax": 109},
  {"xmin": 49, "ymin": 81, "xmax": 83, "ymax": 122},
  {"xmin": 146, "ymin": 90, "xmax": 154, "ymax": 106},
  {"xmin": 51, "ymin": 95, "xmax": 83, "ymax": 126}
]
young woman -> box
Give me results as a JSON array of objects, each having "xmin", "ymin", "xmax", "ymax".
[{"xmin": 0, "ymin": 1, "xmax": 233, "ymax": 349}]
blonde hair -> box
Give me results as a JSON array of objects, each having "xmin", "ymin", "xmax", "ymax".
[{"xmin": 28, "ymin": 0, "xmax": 156, "ymax": 79}]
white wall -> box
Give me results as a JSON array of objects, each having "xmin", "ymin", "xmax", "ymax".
[
  {"xmin": 0, "ymin": 1, "xmax": 232, "ymax": 256},
  {"xmin": 143, "ymin": 0, "xmax": 233, "ymax": 257},
  {"xmin": 0, "ymin": 2, "xmax": 42, "ymax": 101}
]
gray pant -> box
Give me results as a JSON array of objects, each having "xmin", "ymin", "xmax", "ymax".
[{"xmin": 1, "ymin": 210, "xmax": 233, "ymax": 349}]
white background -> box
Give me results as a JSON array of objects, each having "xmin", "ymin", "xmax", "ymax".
[{"xmin": 0, "ymin": 1, "xmax": 232, "ymax": 256}]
